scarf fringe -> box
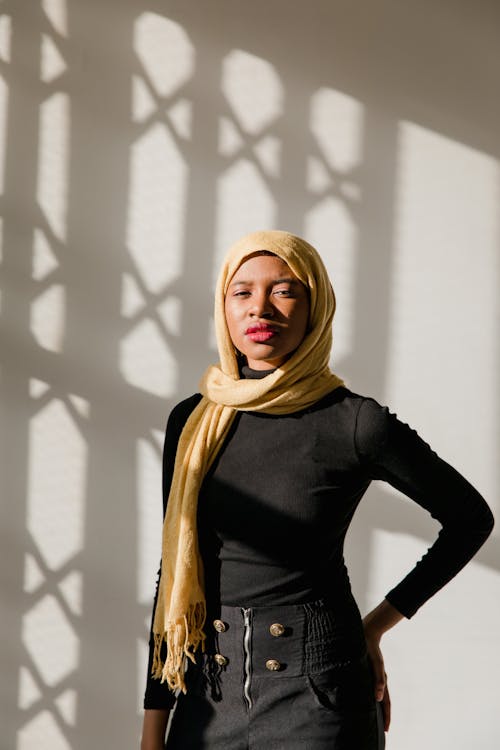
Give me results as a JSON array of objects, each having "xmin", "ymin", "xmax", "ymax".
[{"xmin": 152, "ymin": 601, "xmax": 206, "ymax": 694}]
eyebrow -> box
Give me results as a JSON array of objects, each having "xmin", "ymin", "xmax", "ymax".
[{"xmin": 228, "ymin": 277, "xmax": 300, "ymax": 288}]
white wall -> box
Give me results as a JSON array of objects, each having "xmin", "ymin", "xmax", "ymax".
[{"xmin": 0, "ymin": 1, "xmax": 498, "ymax": 748}]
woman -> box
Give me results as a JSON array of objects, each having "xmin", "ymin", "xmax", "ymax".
[{"xmin": 141, "ymin": 230, "xmax": 493, "ymax": 750}]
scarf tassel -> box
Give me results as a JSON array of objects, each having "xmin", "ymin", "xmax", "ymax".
[{"xmin": 152, "ymin": 601, "xmax": 207, "ymax": 693}]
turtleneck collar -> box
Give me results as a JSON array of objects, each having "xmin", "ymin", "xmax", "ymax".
[{"xmin": 240, "ymin": 364, "xmax": 277, "ymax": 380}]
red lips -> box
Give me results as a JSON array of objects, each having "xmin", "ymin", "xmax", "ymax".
[
  {"xmin": 245, "ymin": 324, "xmax": 276, "ymax": 334},
  {"xmin": 245, "ymin": 323, "xmax": 277, "ymax": 343}
]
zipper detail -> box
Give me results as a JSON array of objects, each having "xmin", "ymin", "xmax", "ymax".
[{"xmin": 242, "ymin": 607, "xmax": 253, "ymax": 709}]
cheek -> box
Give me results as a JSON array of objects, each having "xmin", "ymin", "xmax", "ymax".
[
  {"xmin": 294, "ymin": 320, "xmax": 309, "ymax": 346},
  {"xmin": 289, "ymin": 303, "xmax": 310, "ymax": 341},
  {"xmin": 224, "ymin": 301, "xmax": 239, "ymax": 340}
]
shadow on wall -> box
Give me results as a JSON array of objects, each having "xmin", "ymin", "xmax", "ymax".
[{"xmin": 0, "ymin": 0, "xmax": 498, "ymax": 748}]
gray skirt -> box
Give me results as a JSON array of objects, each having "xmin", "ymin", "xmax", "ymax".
[{"xmin": 166, "ymin": 598, "xmax": 385, "ymax": 750}]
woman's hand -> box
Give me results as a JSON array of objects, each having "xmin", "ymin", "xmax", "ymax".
[
  {"xmin": 364, "ymin": 629, "xmax": 391, "ymax": 731},
  {"xmin": 362, "ymin": 599, "xmax": 404, "ymax": 733}
]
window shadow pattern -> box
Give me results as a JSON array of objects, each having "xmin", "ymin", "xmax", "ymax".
[{"xmin": 0, "ymin": 1, "xmax": 499, "ymax": 748}]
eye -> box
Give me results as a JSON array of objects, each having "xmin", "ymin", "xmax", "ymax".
[
  {"xmin": 274, "ymin": 288, "xmax": 293, "ymax": 297},
  {"xmin": 233, "ymin": 290, "xmax": 251, "ymax": 297}
]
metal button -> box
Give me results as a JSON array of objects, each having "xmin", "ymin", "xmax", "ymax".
[
  {"xmin": 213, "ymin": 619, "xmax": 227, "ymax": 633},
  {"xmin": 214, "ymin": 653, "xmax": 228, "ymax": 667},
  {"xmin": 265, "ymin": 659, "xmax": 281, "ymax": 672},
  {"xmin": 269, "ymin": 622, "xmax": 285, "ymax": 637}
]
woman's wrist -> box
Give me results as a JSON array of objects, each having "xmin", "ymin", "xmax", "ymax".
[{"xmin": 363, "ymin": 599, "xmax": 404, "ymax": 641}]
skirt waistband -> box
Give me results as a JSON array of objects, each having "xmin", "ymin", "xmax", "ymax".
[{"xmin": 204, "ymin": 598, "xmax": 366, "ymax": 678}]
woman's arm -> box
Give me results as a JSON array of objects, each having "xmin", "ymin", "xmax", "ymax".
[
  {"xmin": 354, "ymin": 398, "xmax": 494, "ymax": 730},
  {"xmin": 355, "ymin": 398, "xmax": 494, "ymax": 617},
  {"xmin": 362, "ymin": 599, "xmax": 405, "ymax": 731},
  {"xmin": 141, "ymin": 708, "xmax": 170, "ymax": 750},
  {"xmin": 142, "ymin": 396, "xmax": 202, "ymax": 736}
]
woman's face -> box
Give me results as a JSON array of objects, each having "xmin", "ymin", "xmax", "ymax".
[{"xmin": 224, "ymin": 253, "xmax": 310, "ymax": 370}]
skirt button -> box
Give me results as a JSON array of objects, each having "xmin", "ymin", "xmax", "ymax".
[
  {"xmin": 265, "ymin": 659, "xmax": 281, "ymax": 671},
  {"xmin": 213, "ymin": 619, "xmax": 227, "ymax": 633},
  {"xmin": 269, "ymin": 622, "xmax": 285, "ymax": 637}
]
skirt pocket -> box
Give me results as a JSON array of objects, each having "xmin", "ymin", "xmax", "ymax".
[{"xmin": 306, "ymin": 654, "xmax": 376, "ymax": 714}]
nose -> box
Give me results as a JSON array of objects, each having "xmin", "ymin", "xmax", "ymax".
[{"xmin": 249, "ymin": 291, "xmax": 274, "ymax": 318}]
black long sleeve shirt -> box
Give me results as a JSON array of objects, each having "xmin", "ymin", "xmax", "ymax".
[{"xmin": 144, "ymin": 382, "xmax": 494, "ymax": 709}]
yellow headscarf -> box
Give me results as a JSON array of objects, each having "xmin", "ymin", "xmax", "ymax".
[{"xmin": 152, "ymin": 230, "xmax": 344, "ymax": 692}]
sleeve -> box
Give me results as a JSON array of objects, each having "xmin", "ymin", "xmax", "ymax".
[
  {"xmin": 354, "ymin": 397, "xmax": 495, "ymax": 619},
  {"xmin": 143, "ymin": 394, "xmax": 203, "ymax": 710}
]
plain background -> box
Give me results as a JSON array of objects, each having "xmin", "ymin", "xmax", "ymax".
[{"xmin": 0, "ymin": 1, "xmax": 499, "ymax": 748}]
